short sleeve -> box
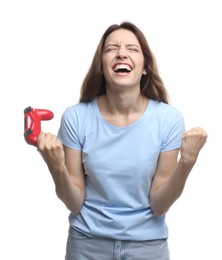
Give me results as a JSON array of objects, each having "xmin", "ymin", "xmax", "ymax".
[
  {"xmin": 161, "ymin": 108, "xmax": 185, "ymax": 152},
  {"xmin": 57, "ymin": 107, "xmax": 82, "ymax": 150}
]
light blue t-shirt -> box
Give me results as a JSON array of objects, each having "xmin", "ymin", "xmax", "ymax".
[{"xmin": 57, "ymin": 98, "xmax": 185, "ymax": 240}]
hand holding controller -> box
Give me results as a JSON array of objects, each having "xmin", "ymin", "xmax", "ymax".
[{"xmin": 24, "ymin": 106, "xmax": 54, "ymax": 146}]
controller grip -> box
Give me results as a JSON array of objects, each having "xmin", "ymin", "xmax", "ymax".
[{"xmin": 24, "ymin": 106, "xmax": 54, "ymax": 146}]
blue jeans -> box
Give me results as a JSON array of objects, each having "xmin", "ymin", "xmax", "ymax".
[{"xmin": 65, "ymin": 227, "xmax": 170, "ymax": 260}]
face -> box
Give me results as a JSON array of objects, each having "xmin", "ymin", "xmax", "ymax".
[{"xmin": 102, "ymin": 29, "xmax": 145, "ymax": 92}]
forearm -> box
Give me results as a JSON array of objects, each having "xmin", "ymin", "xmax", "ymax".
[
  {"xmin": 37, "ymin": 133, "xmax": 85, "ymax": 214},
  {"xmin": 50, "ymin": 167, "xmax": 85, "ymax": 214},
  {"xmin": 150, "ymin": 157, "xmax": 195, "ymax": 216},
  {"xmin": 150, "ymin": 127, "xmax": 207, "ymax": 216}
]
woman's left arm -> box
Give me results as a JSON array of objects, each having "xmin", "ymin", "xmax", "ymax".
[{"xmin": 150, "ymin": 127, "xmax": 208, "ymax": 216}]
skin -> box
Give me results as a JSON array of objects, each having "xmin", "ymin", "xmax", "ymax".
[{"xmin": 37, "ymin": 28, "xmax": 208, "ymax": 216}]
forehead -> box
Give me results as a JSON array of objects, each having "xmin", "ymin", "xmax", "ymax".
[{"xmin": 105, "ymin": 28, "xmax": 140, "ymax": 46}]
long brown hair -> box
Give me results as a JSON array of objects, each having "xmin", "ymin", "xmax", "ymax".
[{"xmin": 79, "ymin": 21, "xmax": 169, "ymax": 104}]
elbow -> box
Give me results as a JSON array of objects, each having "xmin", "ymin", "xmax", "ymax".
[
  {"xmin": 67, "ymin": 206, "xmax": 81, "ymax": 215},
  {"xmin": 151, "ymin": 207, "xmax": 168, "ymax": 217},
  {"xmin": 64, "ymin": 200, "xmax": 83, "ymax": 215},
  {"xmin": 64, "ymin": 198, "xmax": 84, "ymax": 215},
  {"xmin": 55, "ymin": 191, "xmax": 83, "ymax": 215},
  {"xmin": 150, "ymin": 199, "xmax": 169, "ymax": 217},
  {"xmin": 150, "ymin": 193, "xmax": 181, "ymax": 217}
]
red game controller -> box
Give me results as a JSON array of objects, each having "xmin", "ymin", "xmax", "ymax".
[{"xmin": 24, "ymin": 106, "xmax": 54, "ymax": 146}]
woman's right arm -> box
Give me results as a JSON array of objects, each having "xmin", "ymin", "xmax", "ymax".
[{"xmin": 37, "ymin": 132, "xmax": 85, "ymax": 214}]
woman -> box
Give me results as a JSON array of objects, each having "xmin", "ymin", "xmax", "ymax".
[{"xmin": 37, "ymin": 22, "xmax": 207, "ymax": 259}]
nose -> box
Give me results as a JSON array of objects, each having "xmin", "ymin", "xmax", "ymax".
[{"xmin": 116, "ymin": 45, "xmax": 128, "ymax": 59}]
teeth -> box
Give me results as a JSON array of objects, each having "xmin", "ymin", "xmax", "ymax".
[{"xmin": 114, "ymin": 64, "xmax": 132, "ymax": 71}]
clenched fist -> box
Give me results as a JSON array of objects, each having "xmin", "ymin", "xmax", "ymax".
[
  {"xmin": 180, "ymin": 127, "xmax": 208, "ymax": 164},
  {"xmin": 37, "ymin": 132, "xmax": 66, "ymax": 173}
]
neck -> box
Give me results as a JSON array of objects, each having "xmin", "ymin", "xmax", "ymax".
[{"xmin": 100, "ymin": 92, "xmax": 148, "ymax": 116}]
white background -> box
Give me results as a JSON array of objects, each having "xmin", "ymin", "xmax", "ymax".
[{"xmin": 1, "ymin": 0, "xmax": 221, "ymax": 259}]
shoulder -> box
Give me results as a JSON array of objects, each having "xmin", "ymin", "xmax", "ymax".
[
  {"xmin": 58, "ymin": 100, "xmax": 97, "ymax": 147},
  {"xmin": 150, "ymin": 100, "xmax": 184, "ymax": 121},
  {"xmin": 149, "ymin": 101, "xmax": 185, "ymax": 150},
  {"xmin": 62, "ymin": 100, "xmax": 96, "ymax": 120},
  {"xmin": 148, "ymin": 100, "xmax": 185, "ymax": 136}
]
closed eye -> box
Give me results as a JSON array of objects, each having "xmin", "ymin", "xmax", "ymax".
[
  {"xmin": 105, "ymin": 45, "xmax": 118, "ymax": 52},
  {"xmin": 128, "ymin": 48, "xmax": 139, "ymax": 52}
]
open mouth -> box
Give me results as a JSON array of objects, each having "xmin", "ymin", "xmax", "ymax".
[{"xmin": 113, "ymin": 64, "xmax": 132, "ymax": 73}]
